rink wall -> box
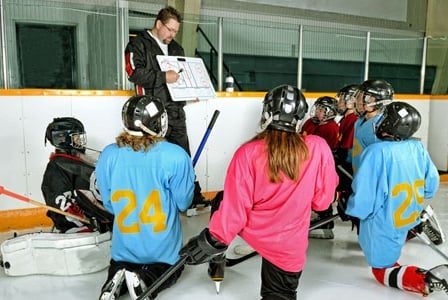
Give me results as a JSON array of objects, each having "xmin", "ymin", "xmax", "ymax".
[{"xmin": 0, "ymin": 90, "xmax": 447, "ymax": 232}]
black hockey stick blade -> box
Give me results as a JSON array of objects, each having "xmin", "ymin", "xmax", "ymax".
[
  {"xmin": 136, "ymin": 256, "xmax": 188, "ymax": 300},
  {"xmin": 309, "ymin": 214, "xmax": 340, "ymax": 231},
  {"xmin": 225, "ymin": 250, "xmax": 258, "ymax": 267}
]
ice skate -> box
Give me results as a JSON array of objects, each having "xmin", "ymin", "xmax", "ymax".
[
  {"xmin": 99, "ymin": 268, "xmax": 126, "ymax": 300},
  {"xmin": 208, "ymin": 254, "xmax": 226, "ymax": 294},
  {"xmin": 425, "ymin": 264, "xmax": 448, "ymax": 295},
  {"xmin": 125, "ymin": 270, "xmax": 148, "ymax": 300},
  {"xmin": 309, "ymin": 213, "xmax": 334, "ymax": 239},
  {"xmin": 234, "ymin": 244, "xmax": 255, "ymax": 256},
  {"xmin": 420, "ymin": 205, "xmax": 445, "ymax": 245},
  {"xmin": 309, "ymin": 207, "xmax": 335, "ymax": 239}
]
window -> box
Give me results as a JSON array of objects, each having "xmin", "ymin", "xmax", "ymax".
[{"xmin": 16, "ymin": 23, "xmax": 77, "ymax": 88}]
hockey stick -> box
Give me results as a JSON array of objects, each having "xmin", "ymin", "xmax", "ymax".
[
  {"xmin": 309, "ymin": 213, "xmax": 340, "ymax": 231},
  {"xmin": 0, "ymin": 185, "xmax": 91, "ymax": 224},
  {"xmin": 225, "ymin": 213, "xmax": 342, "ymax": 267},
  {"xmin": 137, "ymin": 111, "xmax": 221, "ymax": 299},
  {"xmin": 226, "ymin": 250, "xmax": 258, "ymax": 267},
  {"xmin": 186, "ymin": 110, "xmax": 220, "ymax": 216},
  {"xmin": 136, "ymin": 256, "xmax": 188, "ymax": 300},
  {"xmin": 192, "ymin": 109, "xmax": 220, "ymax": 167},
  {"xmin": 410, "ymin": 229, "xmax": 448, "ymax": 261}
]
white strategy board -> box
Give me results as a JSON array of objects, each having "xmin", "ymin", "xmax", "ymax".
[{"xmin": 156, "ymin": 55, "xmax": 217, "ymax": 101}]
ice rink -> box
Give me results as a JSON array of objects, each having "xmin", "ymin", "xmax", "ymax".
[{"xmin": 1, "ymin": 182, "xmax": 448, "ymax": 300}]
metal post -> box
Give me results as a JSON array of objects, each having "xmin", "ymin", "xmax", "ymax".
[
  {"xmin": 419, "ymin": 36, "xmax": 428, "ymax": 94},
  {"xmin": 0, "ymin": 0, "xmax": 8, "ymax": 88},
  {"xmin": 363, "ymin": 31, "xmax": 370, "ymax": 81},
  {"xmin": 217, "ymin": 17, "xmax": 223, "ymax": 91},
  {"xmin": 297, "ymin": 25, "xmax": 303, "ymax": 89},
  {"xmin": 117, "ymin": 0, "xmax": 128, "ymax": 90}
]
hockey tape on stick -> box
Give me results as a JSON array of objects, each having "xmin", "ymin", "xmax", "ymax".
[
  {"xmin": 0, "ymin": 185, "xmax": 91, "ymax": 224},
  {"xmin": 192, "ymin": 110, "xmax": 220, "ymax": 167},
  {"xmin": 136, "ymin": 255, "xmax": 188, "ymax": 300}
]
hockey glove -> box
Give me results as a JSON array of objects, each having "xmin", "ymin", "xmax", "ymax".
[
  {"xmin": 75, "ymin": 189, "xmax": 114, "ymax": 233},
  {"xmin": 180, "ymin": 228, "xmax": 227, "ymax": 265}
]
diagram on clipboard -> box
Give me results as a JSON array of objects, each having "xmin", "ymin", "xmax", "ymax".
[{"xmin": 156, "ymin": 55, "xmax": 216, "ymax": 101}]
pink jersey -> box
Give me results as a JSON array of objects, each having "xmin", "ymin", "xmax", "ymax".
[{"xmin": 209, "ymin": 135, "xmax": 338, "ymax": 272}]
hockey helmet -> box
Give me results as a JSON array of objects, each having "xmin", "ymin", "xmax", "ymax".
[
  {"xmin": 337, "ymin": 84, "xmax": 359, "ymax": 113},
  {"xmin": 260, "ymin": 84, "xmax": 308, "ymax": 133},
  {"xmin": 375, "ymin": 101, "xmax": 421, "ymax": 141},
  {"xmin": 355, "ymin": 79, "xmax": 394, "ymax": 115},
  {"xmin": 122, "ymin": 95, "xmax": 168, "ymax": 137},
  {"xmin": 310, "ymin": 96, "xmax": 338, "ymax": 123},
  {"xmin": 45, "ymin": 117, "xmax": 87, "ymax": 151}
]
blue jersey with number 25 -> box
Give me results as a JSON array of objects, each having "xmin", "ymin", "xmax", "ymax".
[{"xmin": 346, "ymin": 139, "xmax": 439, "ymax": 268}]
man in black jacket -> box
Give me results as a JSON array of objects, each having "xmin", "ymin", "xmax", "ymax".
[{"xmin": 125, "ymin": 6, "xmax": 207, "ymax": 208}]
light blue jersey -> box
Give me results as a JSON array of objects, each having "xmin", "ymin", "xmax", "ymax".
[
  {"xmin": 346, "ymin": 139, "xmax": 440, "ymax": 268},
  {"xmin": 351, "ymin": 114, "xmax": 383, "ymax": 174},
  {"xmin": 95, "ymin": 141, "xmax": 195, "ymax": 265}
]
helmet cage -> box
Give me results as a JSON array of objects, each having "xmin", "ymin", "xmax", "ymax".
[
  {"xmin": 310, "ymin": 97, "xmax": 337, "ymax": 122},
  {"xmin": 50, "ymin": 130, "xmax": 87, "ymax": 150},
  {"xmin": 45, "ymin": 117, "xmax": 86, "ymax": 151},
  {"xmin": 355, "ymin": 80, "xmax": 394, "ymax": 114},
  {"xmin": 337, "ymin": 84, "xmax": 359, "ymax": 112}
]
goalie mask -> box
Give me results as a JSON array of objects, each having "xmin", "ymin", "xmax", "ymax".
[
  {"xmin": 45, "ymin": 117, "xmax": 87, "ymax": 152},
  {"xmin": 375, "ymin": 101, "xmax": 421, "ymax": 141},
  {"xmin": 260, "ymin": 84, "xmax": 308, "ymax": 133},
  {"xmin": 355, "ymin": 79, "xmax": 394, "ymax": 115},
  {"xmin": 122, "ymin": 95, "xmax": 168, "ymax": 137},
  {"xmin": 310, "ymin": 96, "xmax": 338, "ymax": 123},
  {"xmin": 337, "ymin": 84, "xmax": 359, "ymax": 114}
]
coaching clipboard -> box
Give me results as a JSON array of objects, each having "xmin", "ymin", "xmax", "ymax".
[{"xmin": 156, "ymin": 55, "xmax": 216, "ymax": 101}]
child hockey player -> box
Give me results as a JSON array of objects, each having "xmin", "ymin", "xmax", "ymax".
[
  {"xmin": 351, "ymin": 79, "xmax": 393, "ymax": 175},
  {"xmin": 96, "ymin": 95, "xmax": 195, "ymax": 300},
  {"xmin": 42, "ymin": 117, "xmax": 110, "ymax": 233},
  {"xmin": 334, "ymin": 84, "xmax": 359, "ymax": 228},
  {"xmin": 346, "ymin": 79, "xmax": 444, "ymax": 243},
  {"xmin": 300, "ymin": 96, "xmax": 339, "ymax": 239},
  {"xmin": 181, "ymin": 84, "xmax": 339, "ymax": 300},
  {"xmin": 335, "ymin": 84, "xmax": 359, "ymax": 165},
  {"xmin": 346, "ymin": 101, "xmax": 448, "ymax": 296}
]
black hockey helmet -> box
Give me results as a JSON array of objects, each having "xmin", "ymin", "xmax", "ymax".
[
  {"xmin": 310, "ymin": 96, "xmax": 338, "ymax": 122},
  {"xmin": 337, "ymin": 84, "xmax": 359, "ymax": 113},
  {"xmin": 260, "ymin": 84, "xmax": 308, "ymax": 133},
  {"xmin": 355, "ymin": 79, "xmax": 394, "ymax": 114},
  {"xmin": 122, "ymin": 95, "xmax": 168, "ymax": 137},
  {"xmin": 375, "ymin": 101, "xmax": 421, "ymax": 141},
  {"xmin": 45, "ymin": 117, "xmax": 86, "ymax": 152}
]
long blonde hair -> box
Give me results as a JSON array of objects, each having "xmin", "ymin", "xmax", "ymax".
[
  {"xmin": 116, "ymin": 132, "xmax": 164, "ymax": 152},
  {"xmin": 249, "ymin": 129, "xmax": 309, "ymax": 183}
]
